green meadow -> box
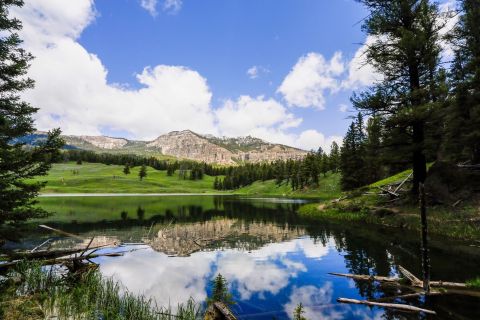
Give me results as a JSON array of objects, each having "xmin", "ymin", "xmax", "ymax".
[
  {"xmin": 33, "ymin": 162, "xmax": 341, "ymax": 199},
  {"xmin": 32, "ymin": 162, "xmax": 221, "ymax": 194}
]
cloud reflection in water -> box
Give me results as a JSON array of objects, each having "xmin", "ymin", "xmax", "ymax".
[{"xmin": 99, "ymin": 237, "xmax": 331, "ymax": 313}]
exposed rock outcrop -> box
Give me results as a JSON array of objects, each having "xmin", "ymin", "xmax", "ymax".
[{"xmin": 35, "ymin": 129, "xmax": 308, "ymax": 164}]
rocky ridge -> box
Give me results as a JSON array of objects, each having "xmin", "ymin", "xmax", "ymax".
[{"xmin": 52, "ymin": 129, "xmax": 308, "ymax": 164}]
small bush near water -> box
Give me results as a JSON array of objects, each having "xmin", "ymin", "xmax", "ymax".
[{"xmin": 0, "ymin": 261, "xmax": 201, "ymax": 320}]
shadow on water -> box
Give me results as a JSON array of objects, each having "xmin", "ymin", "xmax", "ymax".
[{"xmin": 3, "ymin": 195, "xmax": 480, "ymax": 319}]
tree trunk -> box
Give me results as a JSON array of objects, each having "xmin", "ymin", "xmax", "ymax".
[
  {"xmin": 419, "ymin": 183, "xmax": 430, "ymax": 292},
  {"xmin": 409, "ymin": 61, "xmax": 427, "ymax": 196},
  {"xmin": 412, "ymin": 121, "xmax": 427, "ymax": 196}
]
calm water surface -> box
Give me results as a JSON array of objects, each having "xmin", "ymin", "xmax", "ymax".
[{"xmin": 10, "ymin": 196, "xmax": 480, "ymax": 319}]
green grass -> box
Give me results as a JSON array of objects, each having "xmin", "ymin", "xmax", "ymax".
[
  {"xmin": 0, "ymin": 261, "xmax": 201, "ymax": 320},
  {"xmin": 235, "ymin": 172, "xmax": 342, "ymax": 199},
  {"xmin": 31, "ymin": 162, "xmax": 223, "ymax": 194},
  {"xmin": 32, "ymin": 162, "xmax": 342, "ymax": 198},
  {"xmin": 369, "ymin": 168, "xmax": 413, "ymax": 188},
  {"xmin": 296, "ymin": 166, "xmax": 480, "ymax": 240},
  {"xmin": 298, "ymin": 203, "xmax": 367, "ymax": 222},
  {"xmin": 369, "ymin": 163, "xmax": 433, "ymax": 189}
]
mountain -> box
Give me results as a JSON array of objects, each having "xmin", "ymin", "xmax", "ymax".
[{"xmin": 34, "ymin": 130, "xmax": 308, "ymax": 164}]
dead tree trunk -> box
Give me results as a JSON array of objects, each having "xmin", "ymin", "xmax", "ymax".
[{"xmin": 419, "ymin": 183, "xmax": 430, "ymax": 292}]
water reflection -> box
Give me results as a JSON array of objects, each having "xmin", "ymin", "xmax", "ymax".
[
  {"xmin": 147, "ymin": 219, "xmax": 306, "ymax": 256},
  {"xmin": 16, "ymin": 195, "xmax": 480, "ymax": 319},
  {"xmin": 98, "ymin": 236, "xmax": 335, "ymax": 319}
]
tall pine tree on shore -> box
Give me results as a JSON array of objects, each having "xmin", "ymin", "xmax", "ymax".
[{"xmin": 0, "ymin": 0, "xmax": 63, "ymax": 224}]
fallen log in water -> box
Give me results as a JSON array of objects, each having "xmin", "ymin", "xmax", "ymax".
[
  {"xmin": 204, "ymin": 302, "xmax": 237, "ymax": 320},
  {"xmin": 370, "ymin": 291, "xmax": 442, "ymax": 302},
  {"xmin": 330, "ymin": 267, "xmax": 478, "ymax": 299},
  {"xmin": 0, "ymin": 251, "xmax": 125, "ymax": 270},
  {"xmin": 337, "ymin": 298, "xmax": 436, "ymax": 315},
  {"xmin": 5, "ymin": 242, "xmax": 118, "ymax": 261},
  {"xmin": 398, "ymin": 265, "xmax": 423, "ymax": 287},
  {"xmin": 328, "ymin": 272, "xmax": 399, "ymax": 283},
  {"xmin": 39, "ymin": 224, "xmax": 84, "ymax": 240}
]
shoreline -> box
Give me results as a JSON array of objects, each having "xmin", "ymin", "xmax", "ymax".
[{"xmin": 39, "ymin": 193, "xmax": 234, "ymax": 197}]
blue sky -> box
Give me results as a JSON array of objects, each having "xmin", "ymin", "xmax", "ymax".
[
  {"xmin": 80, "ymin": 0, "xmax": 368, "ymax": 138},
  {"xmin": 18, "ymin": 0, "xmax": 456, "ymax": 151}
]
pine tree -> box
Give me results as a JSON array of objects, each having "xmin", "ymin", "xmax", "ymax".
[
  {"xmin": 364, "ymin": 115, "xmax": 383, "ymax": 183},
  {"xmin": 321, "ymin": 153, "xmax": 329, "ymax": 177},
  {"xmin": 293, "ymin": 303, "xmax": 307, "ymax": 320},
  {"xmin": 208, "ymin": 274, "xmax": 234, "ymax": 306},
  {"xmin": 340, "ymin": 114, "xmax": 368, "ymax": 190},
  {"xmin": 0, "ymin": 0, "xmax": 63, "ymax": 223},
  {"xmin": 445, "ymin": 0, "xmax": 480, "ymax": 164},
  {"xmin": 340, "ymin": 122, "xmax": 360, "ymax": 190},
  {"xmin": 139, "ymin": 165, "xmax": 147, "ymax": 180},
  {"xmin": 123, "ymin": 164, "xmax": 131, "ymax": 175},
  {"xmin": 355, "ymin": 0, "xmax": 444, "ymax": 195},
  {"xmin": 329, "ymin": 141, "xmax": 340, "ymax": 172}
]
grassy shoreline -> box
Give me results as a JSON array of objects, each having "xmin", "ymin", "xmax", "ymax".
[{"xmin": 297, "ymin": 179, "xmax": 480, "ymax": 242}]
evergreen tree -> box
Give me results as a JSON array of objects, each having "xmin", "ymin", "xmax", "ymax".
[
  {"xmin": 293, "ymin": 303, "xmax": 307, "ymax": 320},
  {"xmin": 321, "ymin": 153, "xmax": 329, "ymax": 177},
  {"xmin": 139, "ymin": 165, "xmax": 147, "ymax": 180},
  {"xmin": 355, "ymin": 0, "xmax": 444, "ymax": 195},
  {"xmin": 329, "ymin": 141, "xmax": 341, "ymax": 172},
  {"xmin": 0, "ymin": 0, "xmax": 63, "ymax": 223},
  {"xmin": 445, "ymin": 0, "xmax": 480, "ymax": 164},
  {"xmin": 123, "ymin": 164, "xmax": 131, "ymax": 175},
  {"xmin": 364, "ymin": 115, "xmax": 383, "ymax": 183},
  {"xmin": 340, "ymin": 122, "xmax": 360, "ymax": 190},
  {"xmin": 208, "ymin": 274, "xmax": 234, "ymax": 306}
]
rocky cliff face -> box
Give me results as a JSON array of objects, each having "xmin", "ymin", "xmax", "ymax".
[
  {"xmin": 52, "ymin": 130, "xmax": 307, "ymax": 164},
  {"xmin": 147, "ymin": 130, "xmax": 236, "ymax": 164}
]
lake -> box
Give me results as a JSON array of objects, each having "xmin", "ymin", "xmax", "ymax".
[{"xmin": 8, "ymin": 195, "xmax": 480, "ymax": 319}]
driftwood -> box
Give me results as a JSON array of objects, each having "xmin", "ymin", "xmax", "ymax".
[
  {"xmin": 398, "ymin": 265, "xmax": 423, "ymax": 287},
  {"xmin": 328, "ymin": 272, "xmax": 399, "ymax": 283},
  {"xmin": 31, "ymin": 238, "xmax": 53, "ymax": 253},
  {"xmin": 430, "ymin": 281, "xmax": 467, "ymax": 289},
  {"xmin": 5, "ymin": 242, "xmax": 117, "ymax": 261},
  {"xmin": 204, "ymin": 302, "xmax": 237, "ymax": 320},
  {"xmin": 331, "ymin": 267, "xmax": 470, "ymax": 290},
  {"xmin": 378, "ymin": 187, "xmax": 400, "ymax": 198},
  {"xmin": 39, "ymin": 225, "xmax": 84, "ymax": 240},
  {"xmin": 337, "ymin": 298, "xmax": 436, "ymax": 315},
  {"xmin": 330, "ymin": 266, "xmax": 478, "ymax": 302},
  {"xmin": 371, "ymin": 291, "xmax": 442, "ymax": 302},
  {"xmin": 393, "ymin": 173, "xmax": 413, "ymax": 194},
  {"xmin": 0, "ymin": 251, "xmax": 125, "ymax": 270}
]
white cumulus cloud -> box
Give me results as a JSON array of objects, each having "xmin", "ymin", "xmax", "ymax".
[
  {"xmin": 283, "ymin": 284, "xmax": 345, "ymax": 320},
  {"xmin": 140, "ymin": 0, "xmax": 158, "ymax": 16},
  {"xmin": 163, "ymin": 0, "xmax": 182, "ymax": 14},
  {"xmin": 246, "ymin": 65, "xmax": 269, "ymax": 79},
  {"xmin": 11, "ymin": 0, "xmax": 341, "ymax": 151},
  {"xmin": 341, "ymin": 36, "xmax": 381, "ymax": 89},
  {"xmin": 294, "ymin": 130, "xmax": 342, "ymax": 152},
  {"xmin": 278, "ymin": 52, "xmax": 345, "ymax": 109}
]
